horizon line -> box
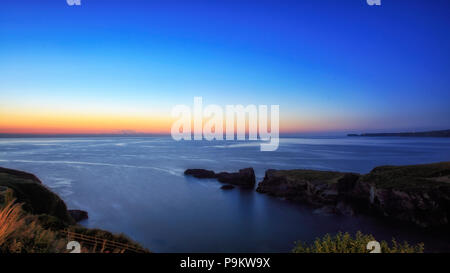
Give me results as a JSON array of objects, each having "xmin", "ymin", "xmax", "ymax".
[{"xmin": 1, "ymin": 128, "xmax": 449, "ymax": 138}]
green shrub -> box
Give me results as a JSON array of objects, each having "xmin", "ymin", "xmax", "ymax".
[{"xmin": 292, "ymin": 231, "xmax": 424, "ymax": 253}]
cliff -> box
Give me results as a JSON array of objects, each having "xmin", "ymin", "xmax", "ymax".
[
  {"xmin": 0, "ymin": 167, "xmax": 148, "ymax": 253},
  {"xmin": 0, "ymin": 167, "xmax": 74, "ymax": 224},
  {"xmin": 256, "ymin": 162, "xmax": 450, "ymax": 227}
]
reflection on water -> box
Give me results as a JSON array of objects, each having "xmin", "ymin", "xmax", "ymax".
[{"xmin": 0, "ymin": 136, "xmax": 449, "ymax": 252}]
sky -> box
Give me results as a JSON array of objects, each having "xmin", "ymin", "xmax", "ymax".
[{"xmin": 1, "ymin": 0, "xmax": 450, "ymax": 135}]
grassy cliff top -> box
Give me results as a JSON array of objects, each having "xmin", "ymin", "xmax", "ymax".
[
  {"xmin": 271, "ymin": 169, "xmax": 346, "ymax": 185},
  {"xmin": 269, "ymin": 162, "xmax": 450, "ymax": 190},
  {"xmin": 362, "ymin": 162, "xmax": 450, "ymax": 190}
]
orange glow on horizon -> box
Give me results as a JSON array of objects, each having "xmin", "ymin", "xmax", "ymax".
[
  {"xmin": 0, "ymin": 108, "xmax": 348, "ymax": 135},
  {"xmin": 0, "ymin": 109, "xmax": 172, "ymax": 134}
]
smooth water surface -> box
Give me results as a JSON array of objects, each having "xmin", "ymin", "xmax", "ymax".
[{"xmin": 0, "ymin": 136, "xmax": 449, "ymax": 252}]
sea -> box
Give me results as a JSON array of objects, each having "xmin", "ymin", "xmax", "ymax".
[{"xmin": 0, "ymin": 136, "xmax": 449, "ymax": 252}]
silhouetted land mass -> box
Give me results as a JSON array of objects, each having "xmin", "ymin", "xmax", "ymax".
[{"xmin": 348, "ymin": 129, "xmax": 450, "ymax": 137}]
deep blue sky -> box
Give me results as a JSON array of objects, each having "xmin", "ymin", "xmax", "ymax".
[{"xmin": 1, "ymin": 0, "xmax": 449, "ymax": 133}]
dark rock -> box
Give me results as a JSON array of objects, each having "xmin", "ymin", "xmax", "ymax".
[
  {"xmin": 221, "ymin": 185, "xmax": 235, "ymax": 190},
  {"xmin": 184, "ymin": 168, "xmax": 256, "ymax": 188},
  {"xmin": 68, "ymin": 209, "xmax": 89, "ymax": 222},
  {"xmin": 184, "ymin": 169, "xmax": 216, "ymax": 178},
  {"xmin": 337, "ymin": 173, "xmax": 360, "ymax": 193},
  {"xmin": 216, "ymin": 168, "xmax": 256, "ymax": 188}
]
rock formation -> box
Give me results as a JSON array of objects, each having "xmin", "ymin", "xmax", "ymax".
[
  {"xmin": 184, "ymin": 168, "xmax": 256, "ymax": 188},
  {"xmin": 256, "ymin": 162, "xmax": 450, "ymax": 227},
  {"xmin": 68, "ymin": 209, "xmax": 89, "ymax": 222}
]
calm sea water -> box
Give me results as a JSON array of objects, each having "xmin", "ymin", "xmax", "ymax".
[{"xmin": 0, "ymin": 136, "xmax": 449, "ymax": 252}]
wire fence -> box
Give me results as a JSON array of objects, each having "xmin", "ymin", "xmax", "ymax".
[{"xmin": 62, "ymin": 230, "xmax": 146, "ymax": 253}]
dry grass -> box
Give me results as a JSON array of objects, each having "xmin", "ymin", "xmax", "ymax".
[
  {"xmin": 0, "ymin": 199, "xmax": 66, "ymax": 253},
  {"xmin": 0, "ymin": 199, "xmax": 26, "ymax": 246}
]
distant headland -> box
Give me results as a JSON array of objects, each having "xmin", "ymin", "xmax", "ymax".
[{"xmin": 348, "ymin": 129, "xmax": 450, "ymax": 137}]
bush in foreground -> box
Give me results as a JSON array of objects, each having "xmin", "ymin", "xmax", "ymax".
[
  {"xmin": 293, "ymin": 231, "xmax": 424, "ymax": 253},
  {"xmin": 0, "ymin": 199, "xmax": 66, "ymax": 253}
]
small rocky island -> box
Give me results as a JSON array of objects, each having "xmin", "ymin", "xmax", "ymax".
[
  {"xmin": 186, "ymin": 162, "xmax": 450, "ymax": 228},
  {"xmin": 184, "ymin": 168, "xmax": 256, "ymax": 188}
]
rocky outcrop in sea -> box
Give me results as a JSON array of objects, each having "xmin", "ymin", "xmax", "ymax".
[
  {"xmin": 256, "ymin": 162, "xmax": 450, "ymax": 228},
  {"xmin": 184, "ymin": 168, "xmax": 256, "ymax": 188}
]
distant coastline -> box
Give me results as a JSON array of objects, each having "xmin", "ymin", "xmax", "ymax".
[{"xmin": 348, "ymin": 129, "xmax": 450, "ymax": 137}]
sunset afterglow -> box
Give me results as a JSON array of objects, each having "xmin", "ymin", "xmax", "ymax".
[{"xmin": 1, "ymin": 0, "xmax": 449, "ymax": 134}]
